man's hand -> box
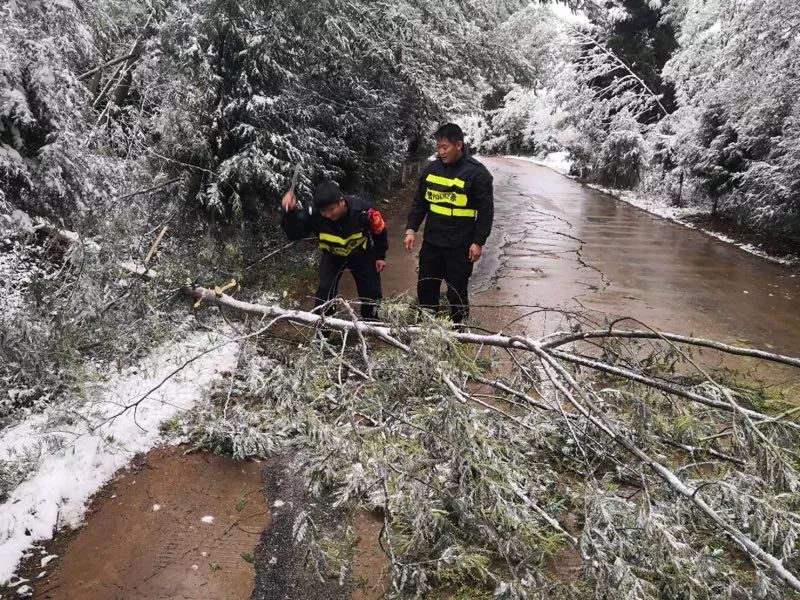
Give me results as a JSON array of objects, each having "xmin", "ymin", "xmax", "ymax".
[
  {"xmin": 404, "ymin": 232, "xmax": 415, "ymax": 253},
  {"xmin": 281, "ymin": 190, "xmax": 297, "ymax": 212},
  {"xmin": 469, "ymin": 243, "xmax": 483, "ymax": 263},
  {"xmin": 375, "ymin": 260, "xmax": 386, "ymax": 273}
]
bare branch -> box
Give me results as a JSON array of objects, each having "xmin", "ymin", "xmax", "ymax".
[
  {"xmin": 117, "ymin": 178, "xmax": 181, "ymax": 202},
  {"xmin": 77, "ymin": 52, "xmax": 138, "ymax": 81},
  {"xmin": 568, "ymin": 25, "xmax": 668, "ymax": 117},
  {"xmin": 542, "ymin": 328, "xmax": 800, "ymax": 369}
]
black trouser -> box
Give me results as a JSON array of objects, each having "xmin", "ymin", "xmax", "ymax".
[
  {"xmin": 314, "ymin": 250, "xmax": 382, "ymax": 320},
  {"xmin": 417, "ymin": 241, "xmax": 474, "ymax": 323}
]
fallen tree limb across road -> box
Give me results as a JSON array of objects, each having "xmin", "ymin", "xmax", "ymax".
[{"xmin": 180, "ymin": 285, "xmax": 800, "ymax": 597}]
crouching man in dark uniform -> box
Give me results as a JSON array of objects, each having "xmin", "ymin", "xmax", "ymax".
[
  {"xmin": 404, "ymin": 123, "xmax": 494, "ymax": 323},
  {"xmin": 281, "ymin": 181, "xmax": 388, "ymax": 320}
]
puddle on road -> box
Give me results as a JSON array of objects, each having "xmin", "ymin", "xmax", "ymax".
[{"xmin": 31, "ymin": 446, "xmax": 267, "ymax": 600}]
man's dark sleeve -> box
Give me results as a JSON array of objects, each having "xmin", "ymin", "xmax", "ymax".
[
  {"xmin": 473, "ymin": 169, "xmax": 494, "ymax": 246},
  {"xmin": 281, "ymin": 205, "xmax": 315, "ymax": 241},
  {"xmin": 372, "ymin": 227, "xmax": 388, "ymax": 260},
  {"xmin": 405, "ymin": 172, "xmax": 430, "ymax": 232}
]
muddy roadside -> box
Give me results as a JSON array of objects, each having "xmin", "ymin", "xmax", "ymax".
[
  {"xmin": 681, "ymin": 212, "xmax": 800, "ymax": 265},
  {"xmin": 10, "ymin": 446, "xmax": 268, "ymax": 600}
]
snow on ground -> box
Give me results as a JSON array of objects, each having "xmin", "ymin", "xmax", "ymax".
[
  {"xmin": 585, "ymin": 183, "xmax": 701, "ymax": 223},
  {"xmin": 585, "ymin": 183, "xmax": 798, "ymax": 266},
  {"xmin": 507, "ymin": 153, "xmax": 797, "ymax": 266},
  {"xmin": 508, "ymin": 152, "xmax": 573, "ymax": 176},
  {"xmin": 0, "ymin": 329, "xmax": 239, "ymax": 583}
]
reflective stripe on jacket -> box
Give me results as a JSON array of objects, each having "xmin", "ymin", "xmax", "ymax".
[
  {"xmin": 281, "ymin": 195, "xmax": 389, "ymax": 260},
  {"xmin": 318, "ymin": 231, "xmax": 368, "ymax": 256},
  {"xmin": 406, "ymin": 154, "xmax": 493, "ymax": 248}
]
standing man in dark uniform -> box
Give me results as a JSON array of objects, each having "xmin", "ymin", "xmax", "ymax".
[
  {"xmin": 281, "ymin": 181, "xmax": 388, "ymax": 320},
  {"xmin": 404, "ymin": 123, "xmax": 494, "ymax": 323}
]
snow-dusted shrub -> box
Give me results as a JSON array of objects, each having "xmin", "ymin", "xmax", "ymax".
[
  {"xmin": 596, "ymin": 128, "xmax": 644, "ymax": 188},
  {"xmin": 662, "ymin": 0, "xmax": 800, "ymax": 235},
  {"xmin": 0, "ymin": 2, "xmax": 125, "ymax": 219}
]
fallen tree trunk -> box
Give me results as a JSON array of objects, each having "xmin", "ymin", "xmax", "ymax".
[{"xmin": 182, "ymin": 285, "xmax": 799, "ymax": 429}]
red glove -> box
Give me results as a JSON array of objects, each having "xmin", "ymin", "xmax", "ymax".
[{"xmin": 366, "ymin": 208, "xmax": 386, "ymax": 235}]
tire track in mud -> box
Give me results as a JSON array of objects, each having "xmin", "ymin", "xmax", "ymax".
[
  {"xmin": 24, "ymin": 447, "xmax": 267, "ymax": 600},
  {"xmin": 251, "ymin": 456, "xmax": 345, "ymax": 600}
]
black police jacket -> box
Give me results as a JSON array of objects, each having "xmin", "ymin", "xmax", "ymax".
[
  {"xmin": 281, "ymin": 195, "xmax": 388, "ymax": 260},
  {"xmin": 405, "ymin": 154, "xmax": 494, "ymax": 248}
]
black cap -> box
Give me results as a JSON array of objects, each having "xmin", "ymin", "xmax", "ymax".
[
  {"xmin": 434, "ymin": 123, "xmax": 464, "ymax": 143},
  {"xmin": 313, "ymin": 181, "xmax": 343, "ymax": 209}
]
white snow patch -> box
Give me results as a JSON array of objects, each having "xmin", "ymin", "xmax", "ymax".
[
  {"xmin": 255, "ymin": 291, "xmax": 281, "ymax": 304},
  {"xmin": 248, "ymin": 95, "xmax": 276, "ymax": 110},
  {"xmin": 586, "ymin": 183, "xmax": 697, "ymax": 222},
  {"xmin": 0, "ymin": 330, "xmax": 239, "ymax": 583},
  {"xmin": 507, "ymin": 152, "xmax": 574, "ymax": 176},
  {"xmin": 9, "ymin": 210, "xmax": 33, "ymax": 233},
  {"xmin": 272, "ymin": 500, "xmax": 285, "ymax": 508},
  {"xmin": 39, "ymin": 555, "xmax": 57, "ymax": 568},
  {"xmin": 201, "ymin": 515, "xmax": 215, "ymax": 524},
  {"xmin": 548, "ymin": 2, "xmax": 591, "ymax": 25}
]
